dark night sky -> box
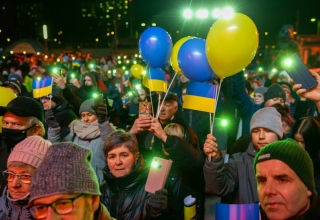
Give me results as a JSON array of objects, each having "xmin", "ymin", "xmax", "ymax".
[{"xmin": 1, "ymin": 0, "xmax": 320, "ymax": 46}]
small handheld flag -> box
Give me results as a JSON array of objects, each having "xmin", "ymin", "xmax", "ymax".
[
  {"xmin": 32, "ymin": 77, "xmax": 53, "ymax": 98},
  {"xmin": 183, "ymin": 81, "xmax": 217, "ymax": 113}
]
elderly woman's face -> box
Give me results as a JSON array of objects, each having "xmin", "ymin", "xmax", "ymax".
[{"xmin": 107, "ymin": 145, "xmax": 136, "ymax": 178}]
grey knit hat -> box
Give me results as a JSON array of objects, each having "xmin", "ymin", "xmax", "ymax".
[
  {"xmin": 7, "ymin": 136, "xmax": 51, "ymax": 168},
  {"xmin": 250, "ymin": 107, "xmax": 283, "ymax": 138},
  {"xmin": 79, "ymin": 99, "xmax": 96, "ymax": 115},
  {"xmin": 254, "ymin": 86, "xmax": 267, "ymax": 95},
  {"xmin": 29, "ymin": 142, "xmax": 101, "ymax": 203}
]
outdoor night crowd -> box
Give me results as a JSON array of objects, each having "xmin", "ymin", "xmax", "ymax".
[{"xmin": 0, "ymin": 47, "xmax": 320, "ymax": 220}]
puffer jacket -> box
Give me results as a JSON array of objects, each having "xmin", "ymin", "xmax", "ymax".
[
  {"xmin": 0, "ymin": 186, "xmax": 33, "ymax": 220},
  {"xmin": 100, "ymin": 156, "xmax": 167, "ymax": 220}
]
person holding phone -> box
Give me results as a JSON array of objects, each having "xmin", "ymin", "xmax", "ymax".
[
  {"xmin": 203, "ymin": 107, "xmax": 283, "ymax": 204},
  {"xmin": 101, "ymin": 130, "xmax": 168, "ymax": 220},
  {"xmin": 46, "ymin": 98, "xmax": 116, "ymax": 183}
]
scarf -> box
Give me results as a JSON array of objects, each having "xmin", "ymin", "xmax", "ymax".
[{"xmin": 70, "ymin": 120, "xmax": 100, "ymax": 140}]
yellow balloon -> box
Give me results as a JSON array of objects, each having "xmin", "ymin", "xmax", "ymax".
[
  {"xmin": 206, "ymin": 13, "xmax": 259, "ymax": 78},
  {"xmin": 142, "ymin": 74, "xmax": 149, "ymax": 88},
  {"xmin": 170, "ymin": 36, "xmax": 194, "ymax": 74},
  {"xmin": 130, "ymin": 64, "xmax": 144, "ymax": 79},
  {"xmin": 0, "ymin": 87, "xmax": 17, "ymax": 133}
]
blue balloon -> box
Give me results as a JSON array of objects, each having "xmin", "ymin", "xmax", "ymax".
[
  {"xmin": 139, "ymin": 27, "xmax": 172, "ymax": 68},
  {"xmin": 178, "ymin": 38, "xmax": 215, "ymax": 82}
]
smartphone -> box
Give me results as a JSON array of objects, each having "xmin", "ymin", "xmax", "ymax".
[
  {"xmin": 212, "ymin": 118, "xmax": 228, "ymax": 150},
  {"xmin": 139, "ymin": 102, "xmax": 151, "ymax": 118},
  {"xmin": 145, "ymin": 157, "xmax": 172, "ymax": 194},
  {"xmin": 282, "ymin": 53, "xmax": 318, "ymax": 91},
  {"xmin": 94, "ymin": 94, "xmax": 103, "ymax": 107},
  {"xmin": 123, "ymin": 96, "xmax": 131, "ymax": 105}
]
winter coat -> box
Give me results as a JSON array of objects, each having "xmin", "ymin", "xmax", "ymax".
[
  {"xmin": 62, "ymin": 84, "xmax": 82, "ymax": 117},
  {"xmin": 0, "ymin": 186, "xmax": 33, "ymax": 220},
  {"xmin": 203, "ymin": 141, "xmax": 259, "ymax": 204},
  {"xmin": 43, "ymin": 100, "xmax": 77, "ymax": 140},
  {"xmin": 260, "ymin": 193, "xmax": 320, "ymax": 220},
  {"xmin": 231, "ymin": 72, "xmax": 262, "ymax": 135},
  {"xmin": 163, "ymin": 135, "xmax": 205, "ymax": 220},
  {"xmin": 100, "ymin": 156, "xmax": 167, "ymax": 220},
  {"xmin": 94, "ymin": 202, "xmax": 114, "ymax": 220},
  {"xmin": 47, "ymin": 121, "xmax": 115, "ymax": 183}
]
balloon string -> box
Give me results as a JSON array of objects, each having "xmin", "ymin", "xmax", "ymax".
[
  {"xmin": 146, "ymin": 66, "xmax": 155, "ymax": 117},
  {"xmin": 208, "ymin": 78, "xmax": 223, "ymax": 162},
  {"xmin": 156, "ymin": 72, "xmax": 178, "ymax": 119},
  {"xmin": 156, "ymin": 93, "xmax": 161, "ymax": 119}
]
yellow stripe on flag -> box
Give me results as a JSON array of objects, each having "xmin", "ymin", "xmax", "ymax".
[
  {"xmin": 183, "ymin": 95, "xmax": 215, "ymax": 113},
  {"xmin": 33, "ymin": 86, "xmax": 52, "ymax": 98},
  {"xmin": 148, "ymin": 79, "xmax": 167, "ymax": 92}
]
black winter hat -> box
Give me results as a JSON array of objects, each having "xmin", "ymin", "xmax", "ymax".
[
  {"xmin": 264, "ymin": 83, "xmax": 286, "ymax": 103},
  {"xmin": 0, "ymin": 96, "xmax": 44, "ymax": 122}
]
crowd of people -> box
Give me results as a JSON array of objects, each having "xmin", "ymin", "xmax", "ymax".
[{"xmin": 0, "ymin": 50, "xmax": 320, "ymax": 220}]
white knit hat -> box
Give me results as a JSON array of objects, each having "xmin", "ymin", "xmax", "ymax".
[{"xmin": 7, "ymin": 136, "xmax": 51, "ymax": 168}]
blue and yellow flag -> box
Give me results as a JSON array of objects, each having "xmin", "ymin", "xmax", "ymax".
[
  {"xmin": 32, "ymin": 77, "xmax": 53, "ymax": 98},
  {"xmin": 148, "ymin": 68, "xmax": 167, "ymax": 92},
  {"xmin": 183, "ymin": 81, "xmax": 217, "ymax": 113}
]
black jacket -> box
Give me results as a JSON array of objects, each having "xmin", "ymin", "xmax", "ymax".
[
  {"xmin": 101, "ymin": 156, "xmax": 167, "ymax": 220},
  {"xmin": 43, "ymin": 100, "xmax": 77, "ymax": 140}
]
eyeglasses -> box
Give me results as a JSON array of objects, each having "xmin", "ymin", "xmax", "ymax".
[
  {"xmin": 30, "ymin": 194, "xmax": 83, "ymax": 219},
  {"xmin": 2, "ymin": 170, "xmax": 32, "ymax": 183}
]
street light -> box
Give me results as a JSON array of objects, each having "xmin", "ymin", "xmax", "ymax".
[
  {"xmin": 221, "ymin": 7, "xmax": 234, "ymax": 19},
  {"xmin": 183, "ymin": 9, "xmax": 193, "ymax": 19},
  {"xmin": 43, "ymin": 25, "xmax": 48, "ymax": 54}
]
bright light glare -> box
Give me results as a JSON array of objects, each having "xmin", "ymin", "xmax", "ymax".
[
  {"xmin": 272, "ymin": 68, "xmax": 277, "ymax": 73},
  {"xmin": 258, "ymin": 67, "xmax": 263, "ymax": 72},
  {"xmin": 284, "ymin": 59, "xmax": 292, "ymax": 66},
  {"xmin": 53, "ymin": 68, "xmax": 58, "ymax": 73},
  {"xmin": 128, "ymin": 91, "xmax": 133, "ymax": 96},
  {"xmin": 135, "ymin": 84, "xmax": 141, "ymax": 89},
  {"xmin": 151, "ymin": 161, "xmax": 159, "ymax": 168},
  {"xmin": 311, "ymin": 18, "xmax": 316, "ymax": 22},
  {"xmin": 183, "ymin": 9, "xmax": 193, "ymax": 19},
  {"xmin": 244, "ymin": 73, "xmax": 248, "ymax": 78},
  {"xmin": 142, "ymin": 70, "xmax": 146, "ymax": 75},
  {"xmin": 221, "ymin": 119, "xmax": 228, "ymax": 126},
  {"xmin": 71, "ymin": 74, "xmax": 75, "ymax": 78},
  {"xmin": 212, "ymin": 9, "xmax": 221, "ymax": 18},
  {"xmin": 196, "ymin": 9, "xmax": 208, "ymax": 19},
  {"xmin": 222, "ymin": 7, "xmax": 234, "ymax": 19}
]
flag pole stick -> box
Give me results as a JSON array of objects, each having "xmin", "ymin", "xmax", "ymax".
[
  {"xmin": 156, "ymin": 72, "xmax": 177, "ymax": 119},
  {"xmin": 208, "ymin": 78, "xmax": 223, "ymax": 162}
]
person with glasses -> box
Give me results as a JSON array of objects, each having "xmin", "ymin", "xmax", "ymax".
[
  {"xmin": 0, "ymin": 136, "xmax": 51, "ymax": 219},
  {"xmin": 29, "ymin": 142, "xmax": 113, "ymax": 220}
]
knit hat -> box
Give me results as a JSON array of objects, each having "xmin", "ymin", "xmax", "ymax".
[
  {"xmin": 7, "ymin": 136, "xmax": 51, "ymax": 168},
  {"xmin": 254, "ymin": 86, "xmax": 267, "ymax": 95},
  {"xmin": 79, "ymin": 99, "xmax": 96, "ymax": 115},
  {"xmin": 8, "ymin": 73, "xmax": 23, "ymax": 85},
  {"xmin": 1, "ymin": 80, "xmax": 22, "ymax": 95},
  {"xmin": 29, "ymin": 142, "xmax": 101, "ymax": 203},
  {"xmin": 49, "ymin": 85, "xmax": 65, "ymax": 105},
  {"xmin": 254, "ymin": 138, "xmax": 315, "ymax": 192},
  {"xmin": 250, "ymin": 107, "xmax": 283, "ymax": 138},
  {"xmin": 264, "ymin": 83, "xmax": 286, "ymax": 103}
]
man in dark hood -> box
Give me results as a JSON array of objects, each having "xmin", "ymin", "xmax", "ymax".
[{"xmin": 78, "ymin": 72, "xmax": 99, "ymax": 102}]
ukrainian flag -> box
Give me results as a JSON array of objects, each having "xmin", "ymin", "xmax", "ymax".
[
  {"xmin": 183, "ymin": 81, "xmax": 217, "ymax": 113},
  {"xmin": 32, "ymin": 77, "xmax": 53, "ymax": 98},
  {"xmin": 148, "ymin": 68, "xmax": 167, "ymax": 92}
]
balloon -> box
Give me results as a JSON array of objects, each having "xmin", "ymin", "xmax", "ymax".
[
  {"xmin": 142, "ymin": 75, "xmax": 149, "ymax": 88},
  {"xmin": 206, "ymin": 13, "xmax": 259, "ymax": 78},
  {"xmin": 170, "ymin": 36, "xmax": 194, "ymax": 74},
  {"xmin": 130, "ymin": 64, "xmax": 144, "ymax": 79},
  {"xmin": 139, "ymin": 27, "xmax": 173, "ymax": 68},
  {"xmin": 178, "ymin": 38, "xmax": 215, "ymax": 82},
  {"xmin": 0, "ymin": 87, "xmax": 17, "ymax": 133}
]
